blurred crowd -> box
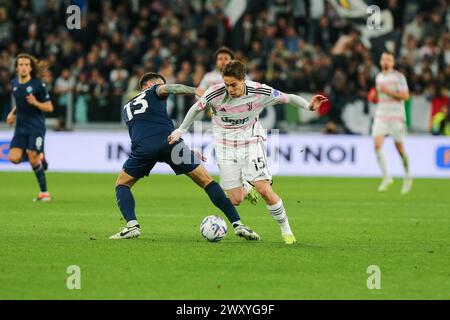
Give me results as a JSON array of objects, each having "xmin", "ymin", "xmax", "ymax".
[{"xmin": 0, "ymin": 0, "xmax": 449, "ymax": 135}]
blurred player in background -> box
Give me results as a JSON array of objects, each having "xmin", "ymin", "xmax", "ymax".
[
  {"xmin": 6, "ymin": 53, "xmax": 54, "ymax": 201},
  {"xmin": 110, "ymin": 72, "xmax": 260, "ymax": 241},
  {"xmin": 169, "ymin": 61, "xmax": 327, "ymax": 244},
  {"xmin": 199, "ymin": 47, "xmax": 260, "ymax": 206},
  {"xmin": 199, "ymin": 47, "xmax": 235, "ymax": 90},
  {"xmin": 371, "ymin": 52, "xmax": 412, "ymax": 194}
]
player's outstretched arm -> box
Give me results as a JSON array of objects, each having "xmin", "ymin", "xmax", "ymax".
[
  {"xmin": 167, "ymin": 102, "xmax": 203, "ymax": 144},
  {"xmin": 156, "ymin": 84, "xmax": 204, "ymax": 98},
  {"xmin": 287, "ymin": 93, "xmax": 328, "ymax": 111}
]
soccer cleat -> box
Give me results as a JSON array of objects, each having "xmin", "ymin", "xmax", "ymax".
[
  {"xmin": 109, "ymin": 225, "xmax": 141, "ymax": 239},
  {"xmin": 34, "ymin": 192, "xmax": 52, "ymax": 202},
  {"xmin": 401, "ymin": 177, "xmax": 413, "ymax": 194},
  {"xmin": 234, "ymin": 224, "xmax": 261, "ymax": 241},
  {"xmin": 40, "ymin": 153, "xmax": 48, "ymax": 171},
  {"xmin": 245, "ymin": 186, "xmax": 259, "ymax": 205},
  {"xmin": 282, "ymin": 233, "xmax": 297, "ymax": 245},
  {"xmin": 378, "ymin": 177, "xmax": 393, "ymax": 192}
]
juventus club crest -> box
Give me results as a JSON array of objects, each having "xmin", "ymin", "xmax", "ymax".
[{"xmin": 247, "ymin": 102, "xmax": 253, "ymax": 111}]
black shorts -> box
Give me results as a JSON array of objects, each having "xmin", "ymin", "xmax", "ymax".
[
  {"xmin": 10, "ymin": 131, "xmax": 45, "ymax": 153},
  {"xmin": 123, "ymin": 137, "xmax": 200, "ymax": 179}
]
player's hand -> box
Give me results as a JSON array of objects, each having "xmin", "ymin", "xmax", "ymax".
[
  {"xmin": 193, "ymin": 149, "xmax": 207, "ymax": 162},
  {"xmin": 26, "ymin": 94, "xmax": 38, "ymax": 106},
  {"xmin": 379, "ymin": 85, "xmax": 396, "ymax": 96},
  {"xmin": 167, "ymin": 129, "xmax": 182, "ymax": 145},
  {"xmin": 195, "ymin": 88, "xmax": 205, "ymax": 98},
  {"xmin": 6, "ymin": 112, "xmax": 16, "ymax": 125},
  {"xmin": 309, "ymin": 95, "xmax": 328, "ymax": 111}
]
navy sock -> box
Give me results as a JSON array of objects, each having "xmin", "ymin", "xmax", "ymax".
[
  {"xmin": 115, "ymin": 185, "xmax": 137, "ymax": 222},
  {"xmin": 32, "ymin": 163, "xmax": 47, "ymax": 192},
  {"xmin": 204, "ymin": 181, "xmax": 240, "ymax": 224}
]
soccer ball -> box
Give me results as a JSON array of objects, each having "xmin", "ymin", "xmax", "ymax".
[{"xmin": 200, "ymin": 215, "xmax": 227, "ymax": 242}]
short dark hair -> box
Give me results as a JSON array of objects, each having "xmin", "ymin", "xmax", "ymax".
[
  {"xmin": 214, "ymin": 47, "xmax": 235, "ymax": 61},
  {"xmin": 139, "ymin": 72, "xmax": 166, "ymax": 89},
  {"xmin": 222, "ymin": 60, "xmax": 246, "ymax": 80}
]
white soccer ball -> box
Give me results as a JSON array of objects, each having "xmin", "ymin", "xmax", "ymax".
[{"xmin": 200, "ymin": 215, "xmax": 228, "ymax": 242}]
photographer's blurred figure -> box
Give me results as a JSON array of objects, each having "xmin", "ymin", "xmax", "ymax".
[{"xmin": 431, "ymin": 104, "xmax": 450, "ymax": 136}]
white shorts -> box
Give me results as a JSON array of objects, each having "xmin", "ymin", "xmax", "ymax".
[
  {"xmin": 215, "ymin": 141, "xmax": 272, "ymax": 190},
  {"xmin": 371, "ymin": 119, "xmax": 407, "ymax": 142}
]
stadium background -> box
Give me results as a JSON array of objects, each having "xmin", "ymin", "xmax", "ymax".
[
  {"xmin": 0, "ymin": 0, "xmax": 449, "ymax": 176},
  {"xmin": 0, "ymin": 0, "xmax": 450, "ymax": 301}
]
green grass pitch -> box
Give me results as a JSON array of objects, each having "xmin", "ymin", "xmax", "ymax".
[{"xmin": 0, "ymin": 172, "xmax": 449, "ymax": 299}]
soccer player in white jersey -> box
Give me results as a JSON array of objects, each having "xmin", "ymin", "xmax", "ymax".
[
  {"xmin": 371, "ymin": 52, "xmax": 412, "ymax": 194},
  {"xmin": 168, "ymin": 60, "xmax": 327, "ymax": 244},
  {"xmin": 199, "ymin": 47, "xmax": 260, "ymax": 206}
]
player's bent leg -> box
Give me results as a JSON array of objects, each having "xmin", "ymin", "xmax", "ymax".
[
  {"xmin": 253, "ymin": 180, "xmax": 296, "ymax": 244},
  {"xmin": 226, "ymin": 187, "xmax": 246, "ymax": 206},
  {"xmin": 8, "ymin": 148, "xmax": 24, "ymax": 164},
  {"xmin": 374, "ymin": 136, "xmax": 392, "ymax": 192},
  {"xmin": 186, "ymin": 164, "xmax": 213, "ymax": 189},
  {"xmin": 40, "ymin": 152, "xmax": 48, "ymax": 171},
  {"xmin": 395, "ymin": 141, "xmax": 412, "ymax": 194},
  {"xmin": 27, "ymin": 151, "xmax": 51, "ymax": 202},
  {"xmin": 187, "ymin": 166, "xmax": 260, "ymax": 241},
  {"xmin": 110, "ymin": 170, "xmax": 141, "ymax": 239}
]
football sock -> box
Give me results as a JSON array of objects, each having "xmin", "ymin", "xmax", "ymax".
[
  {"xmin": 116, "ymin": 185, "xmax": 137, "ymax": 222},
  {"xmin": 32, "ymin": 163, "xmax": 47, "ymax": 192},
  {"xmin": 127, "ymin": 220, "xmax": 139, "ymax": 228},
  {"xmin": 375, "ymin": 149, "xmax": 389, "ymax": 179},
  {"xmin": 267, "ymin": 199, "xmax": 293, "ymax": 235},
  {"xmin": 205, "ymin": 181, "xmax": 240, "ymax": 224},
  {"xmin": 401, "ymin": 153, "xmax": 410, "ymax": 178},
  {"xmin": 232, "ymin": 220, "xmax": 242, "ymax": 228},
  {"xmin": 243, "ymin": 181, "xmax": 253, "ymax": 197}
]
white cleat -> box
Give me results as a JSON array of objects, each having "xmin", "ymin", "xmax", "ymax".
[
  {"xmin": 109, "ymin": 225, "xmax": 141, "ymax": 239},
  {"xmin": 401, "ymin": 177, "xmax": 413, "ymax": 194},
  {"xmin": 378, "ymin": 177, "xmax": 393, "ymax": 192},
  {"xmin": 234, "ymin": 225, "xmax": 261, "ymax": 241}
]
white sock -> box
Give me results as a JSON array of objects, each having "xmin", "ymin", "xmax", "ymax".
[
  {"xmin": 127, "ymin": 220, "xmax": 139, "ymax": 228},
  {"xmin": 375, "ymin": 149, "xmax": 389, "ymax": 179},
  {"xmin": 232, "ymin": 220, "xmax": 242, "ymax": 228},
  {"xmin": 243, "ymin": 181, "xmax": 253, "ymax": 197},
  {"xmin": 266, "ymin": 199, "xmax": 292, "ymax": 235}
]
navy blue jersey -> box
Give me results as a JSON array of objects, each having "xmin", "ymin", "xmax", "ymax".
[
  {"xmin": 12, "ymin": 77, "xmax": 51, "ymax": 134},
  {"xmin": 123, "ymin": 85, "xmax": 174, "ymax": 143}
]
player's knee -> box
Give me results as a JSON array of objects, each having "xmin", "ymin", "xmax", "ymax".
[
  {"xmin": 27, "ymin": 154, "xmax": 40, "ymax": 167},
  {"xmin": 9, "ymin": 154, "xmax": 21, "ymax": 164}
]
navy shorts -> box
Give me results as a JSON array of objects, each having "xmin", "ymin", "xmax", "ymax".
[
  {"xmin": 123, "ymin": 137, "xmax": 200, "ymax": 179},
  {"xmin": 10, "ymin": 131, "xmax": 45, "ymax": 153}
]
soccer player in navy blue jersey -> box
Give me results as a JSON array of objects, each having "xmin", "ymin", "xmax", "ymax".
[
  {"xmin": 109, "ymin": 72, "xmax": 260, "ymax": 240},
  {"xmin": 6, "ymin": 54, "xmax": 54, "ymax": 202}
]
